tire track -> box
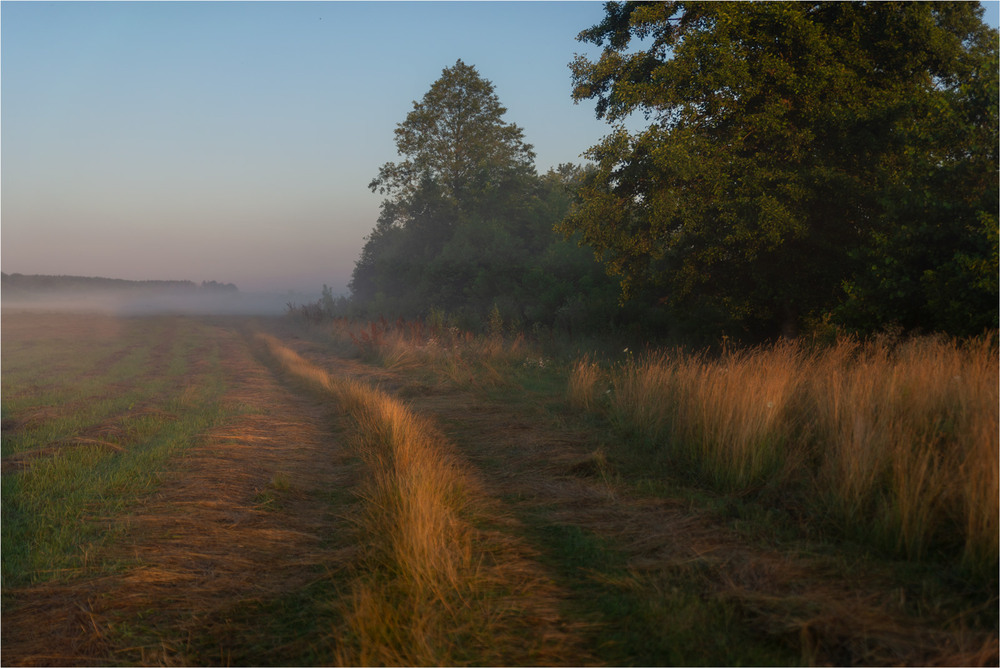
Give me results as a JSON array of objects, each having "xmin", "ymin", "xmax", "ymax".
[
  {"xmin": 257, "ymin": 332, "xmax": 597, "ymax": 666},
  {"xmin": 273, "ymin": 330, "xmax": 999, "ymax": 666}
]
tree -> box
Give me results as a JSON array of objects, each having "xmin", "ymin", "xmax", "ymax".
[
  {"xmin": 354, "ymin": 60, "xmax": 536, "ymax": 320},
  {"xmin": 350, "ymin": 175, "xmax": 460, "ymax": 313},
  {"xmin": 563, "ymin": 1, "xmax": 998, "ymax": 338},
  {"xmin": 368, "ymin": 59, "xmax": 536, "ymax": 219},
  {"xmin": 352, "ymin": 60, "xmax": 624, "ymax": 333},
  {"xmin": 837, "ymin": 16, "xmax": 999, "ymax": 335}
]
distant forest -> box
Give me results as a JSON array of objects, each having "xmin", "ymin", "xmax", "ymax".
[
  {"xmin": 318, "ymin": 2, "xmax": 997, "ymax": 344},
  {"xmin": 2, "ymin": 273, "xmax": 238, "ymax": 295}
]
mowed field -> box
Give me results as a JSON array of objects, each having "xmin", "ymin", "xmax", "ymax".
[{"xmin": 2, "ymin": 310, "xmax": 996, "ymax": 666}]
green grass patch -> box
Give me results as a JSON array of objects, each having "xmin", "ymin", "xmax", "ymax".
[
  {"xmin": 1, "ymin": 315, "xmax": 237, "ymax": 586},
  {"xmin": 527, "ymin": 520, "xmax": 799, "ymax": 666}
]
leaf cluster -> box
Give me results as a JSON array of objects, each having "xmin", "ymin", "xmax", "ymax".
[
  {"xmin": 352, "ymin": 62, "xmax": 623, "ymax": 334},
  {"xmin": 368, "ymin": 59, "xmax": 536, "ymax": 219},
  {"xmin": 347, "ymin": 5, "xmax": 996, "ymax": 343},
  {"xmin": 564, "ymin": 1, "xmax": 998, "ymax": 337}
]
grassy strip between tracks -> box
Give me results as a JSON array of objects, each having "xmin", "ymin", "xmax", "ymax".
[
  {"xmin": 257, "ymin": 333, "xmax": 583, "ymax": 666},
  {"xmin": 306, "ymin": 316, "xmax": 997, "ymax": 665}
]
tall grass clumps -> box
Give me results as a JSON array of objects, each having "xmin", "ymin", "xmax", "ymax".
[
  {"xmin": 607, "ymin": 342, "xmax": 807, "ymax": 491},
  {"xmin": 808, "ymin": 335, "xmax": 999, "ymax": 571},
  {"xmin": 330, "ymin": 317, "xmax": 535, "ymax": 389},
  {"xmin": 589, "ymin": 334, "xmax": 998, "ymax": 576},
  {"xmin": 567, "ymin": 356, "xmax": 604, "ymax": 413}
]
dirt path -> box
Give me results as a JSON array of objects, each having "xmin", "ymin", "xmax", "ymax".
[
  {"xmin": 4, "ymin": 317, "xmax": 996, "ymax": 665},
  {"xmin": 278, "ymin": 332, "xmax": 999, "ymax": 666},
  {"xmin": 2, "ymin": 323, "xmax": 359, "ymax": 665}
]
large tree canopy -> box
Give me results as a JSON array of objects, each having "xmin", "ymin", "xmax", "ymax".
[
  {"xmin": 563, "ymin": 1, "xmax": 998, "ymax": 337},
  {"xmin": 351, "ymin": 62, "xmax": 621, "ymax": 333},
  {"xmin": 369, "ymin": 59, "xmax": 537, "ymax": 218}
]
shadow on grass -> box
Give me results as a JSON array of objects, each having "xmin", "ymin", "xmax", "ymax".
[{"xmin": 526, "ymin": 519, "xmax": 800, "ymax": 667}]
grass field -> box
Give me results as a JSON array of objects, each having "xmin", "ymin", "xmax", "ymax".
[{"xmin": 2, "ymin": 310, "xmax": 997, "ymax": 665}]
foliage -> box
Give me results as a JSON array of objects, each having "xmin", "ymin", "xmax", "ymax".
[
  {"xmin": 368, "ymin": 59, "xmax": 536, "ymax": 219},
  {"xmin": 564, "ymin": 1, "xmax": 998, "ymax": 338},
  {"xmin": 351, "ymin": 62, "xmax": 622, "ymax": 334}
]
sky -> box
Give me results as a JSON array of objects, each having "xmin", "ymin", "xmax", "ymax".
[
  {"xmin": 3, "ymin": 1, "xmax": 999, "ymax": 295},
  {"xmin": 2, "ymin": 1, "xmax": 620, "ymax": 294}
]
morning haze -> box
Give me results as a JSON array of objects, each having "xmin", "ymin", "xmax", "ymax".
[
  {"xmin": 1, "ymin": 1, "xmax": 614, "ymax": 295},
  {"xmin": 3, "ymin": 3, "xmax": 998, "ymax": 665}
]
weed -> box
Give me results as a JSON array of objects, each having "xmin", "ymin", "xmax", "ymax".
[{"xmin": 567, "ymin": 355, "xmax": 605, "ymax": 413}]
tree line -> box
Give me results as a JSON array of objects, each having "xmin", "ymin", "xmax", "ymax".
[
  {"xmin": 334, "ymin": 2, "xmax": 997, "ymax": 343},
  {"xmin": 2, "ymin": 273, "xmax": 239, "ymax": 295}
]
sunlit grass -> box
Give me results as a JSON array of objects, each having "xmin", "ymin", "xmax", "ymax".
[
  {"xmin": 567, "ymin": 355, "xmax": 604, "ymax": 413},
  {"xmin": 808, "ymin": 335, "xmax": 999, "ymax": 568},
  {"xmin": 610, "ymin": 342, "xmax": 808, "ymax": 490},
  {"xmin": 329, "ymin": 317, "xmax": 535, "ymax": 390},
  {"xmin": 258, "ymin": 334, "xmax": 481, "ymax": 664},
  {"xmin": 264, "ymin": 318, "xmax": 997, "ymax": 663},
  {"xmin": 587, "ymin": 333, "xmax": 998, "ymax": 576},
  {"xmin": 295, "ymin": 318, "xmax": 998, "ymax": 577},
  {"xmin": 258, "ymin": 333, "xmax": 574, "ymax": 665}
]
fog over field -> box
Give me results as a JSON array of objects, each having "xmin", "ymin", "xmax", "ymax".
[
  {"xmin": 1, "ymin": 274, "xmax": 313, "ymax": 316},
  {"xmin": 0, "ymin": 2, "xmax": 624, "ymax": 295},
  {"xmin": 1, "ymin": 290, "xmax": 300, "ymax": 316}
]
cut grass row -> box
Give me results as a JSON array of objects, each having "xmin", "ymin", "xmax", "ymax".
[
  {"xmin": 1, "ymin": 316, "xmax": 235, "ymax": 587},
  {"xmin": 13, "ymin": 309, "xmax": 979, "ymax": 663},
  {"xmin": 319, "ymin": 318, "xmax": 997, "ymax": 578},
  {"xmin": 257, "ymin": 333, "xmax": 583, "ymax": 666},
  {"xmin": 317, "ymin": 318, "xmax": 997, "ymax": 583},
  {"xmin": 263, "ymin": 324, "xmax": 834, "ymax": 664},
  {"xmin": 267, "ymin": 317, "xmax": 998, "ymax": 663}
]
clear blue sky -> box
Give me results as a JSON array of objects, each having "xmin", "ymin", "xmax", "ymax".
[
  {"xmin": 2, "ymin": 1, "xmax": 618, "ymax": 293},
  {"xmin": 3, "ymin": 1, "xmax": 998, "ymax": 294}
]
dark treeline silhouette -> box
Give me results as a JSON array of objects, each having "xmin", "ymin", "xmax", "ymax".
[
  {"xmin": 317, "ymin": 4, "xmax": 998, "ymax": 343},
  {"xmin": 343, "ymin": 60, "xmax": 638, "ymax": 337},
  {"xmin": 2, "ymin": 273, "xmax": 238, "ymax": 295}
]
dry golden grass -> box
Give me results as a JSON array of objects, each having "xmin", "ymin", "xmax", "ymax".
[
  {"xmin": 13, "ymin": 311, "xmax": 993, "ymax": 664},
  {"xmin": 317, "ymin": 319, "xmax": 997, "ymax": 575},
  {"xmin": 607, "ymin": 342, "xmax": 807, "ymax": 490},
  {"xmin": 567, "ymin": 355, "xmax": 604, "ymax": 413},
  {"xmin": 251, "ymin": 322, "xmax": 999, "ymax": 665},
  {"xmin": 598, "ymin": 334, "xmax": 999, "ymax": 574},
  {"xmin": 329, "ymin": 317, "xmax": 532, "ymax": 390},
  {"xmin": 808, "ymin": 335, "xmax": 999, "ymax": 568},
  {"xmin": 257, "ymin": 333, "xmax": 584, "ymax": 666}
]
